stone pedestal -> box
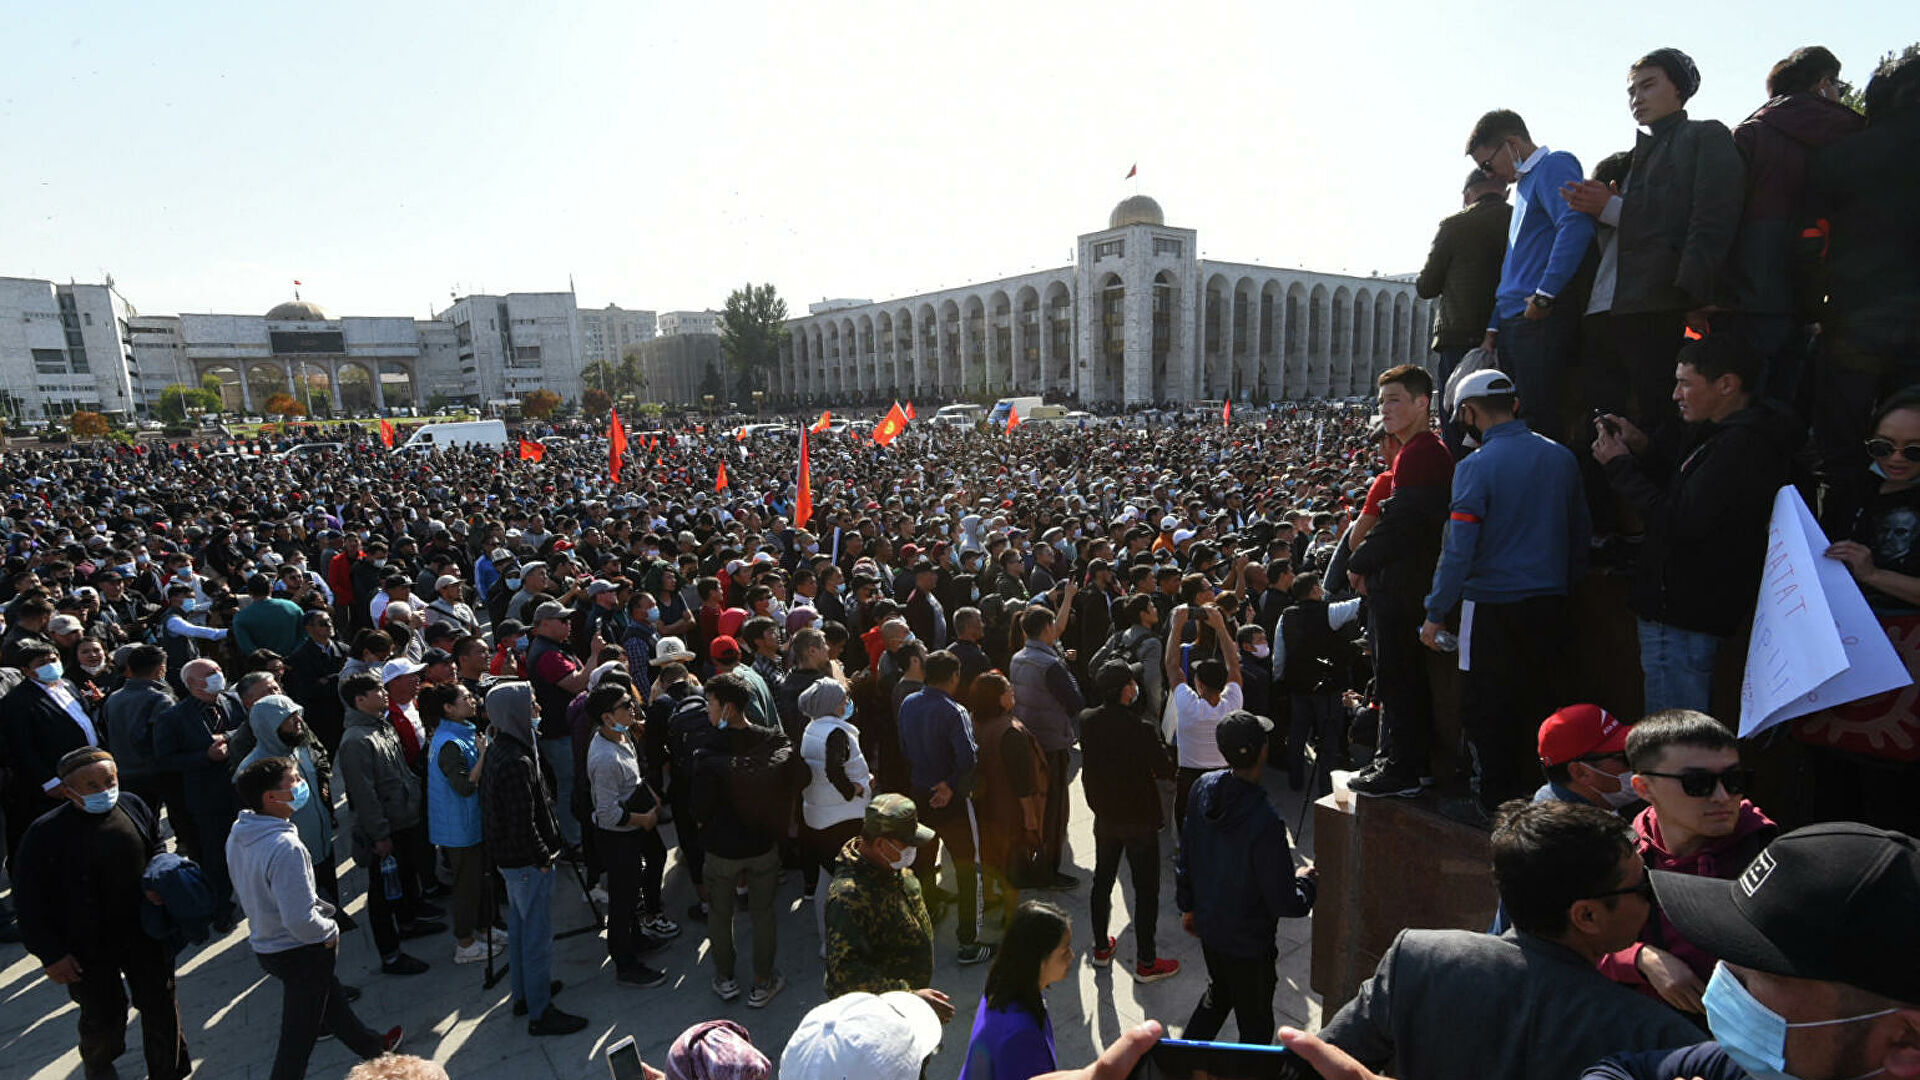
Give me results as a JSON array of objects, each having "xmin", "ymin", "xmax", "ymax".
[{"xmin": 1309, "ymin": 791, "xmax": 1498, "ymax": 1015}]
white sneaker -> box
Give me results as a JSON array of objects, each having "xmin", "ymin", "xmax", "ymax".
[{"xmin": 452, "ymin": 939, "xmax": 490, "ymax": 965}]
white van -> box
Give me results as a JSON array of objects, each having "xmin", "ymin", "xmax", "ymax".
[
  {"xmin": 931, "ymin": 403, "xmax": 984, "ymax": 430},
  {"xmin": 398, "ymin": 419, "xmax": 510, "ymax": 451}
]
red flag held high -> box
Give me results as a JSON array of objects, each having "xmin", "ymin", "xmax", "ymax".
[
  {"xmin": 518, "ymin": 439, "xmax": 545, "ymax": 462},
  {"xmin": 378, "ymin": 419, "xmax": 396, "ymax": 448},
  {"xmin": 872, "ymin": 403, "xmax": 908, "ymax": 447},
  {"xmin": 810, "ymin": 411, "xmax": 832, "ymax": 434},
  {"xmin": 1006, "ymin": 407, "xmax": 1021, "ymax": 434},
  {"xmin": 1125, "ymin": 164, "xmax": 1137, "ymax": 179},
  {"xmin": 904, "ymin": 402, "xmax": 916, "ymax": 421},
  {"xmin": 795, "ymin": 426, "xmax": 813, "ymax": 528},
  {"xmin": 608, "ymin": 407, "xmax": 628, "ymax": 483},
  {"xmin": 1223, "ymin": 400, "xmax": 1232, "ymax": 427},
  {"xmin": 715, "ymin": 460, "xmax": 729, "ymax": 491}
]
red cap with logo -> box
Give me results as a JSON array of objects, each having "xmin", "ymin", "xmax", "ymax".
[{"xmin": 1536, "ymin": 704, "xmax": 1628, "ymax": 767}]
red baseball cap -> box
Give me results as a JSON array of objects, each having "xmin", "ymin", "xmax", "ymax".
[
  {"xmin": 1537, "ymin": 704, "xmax": 1628, "ymax": 767},
  {"xmin": 709, "ymin": 634, "xmax": 741, "ymax": 663}
]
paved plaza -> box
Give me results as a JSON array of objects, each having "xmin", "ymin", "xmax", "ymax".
[{"xmin": 6, "ymin": 757, "xmax": 1322, "ymax": 1079}]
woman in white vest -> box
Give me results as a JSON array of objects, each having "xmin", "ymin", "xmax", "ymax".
[{"xmin": 797, "ymin": 678, "xmax": 871, "ymax": 953}]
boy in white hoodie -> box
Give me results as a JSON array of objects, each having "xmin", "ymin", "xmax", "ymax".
[{"xmin": 229, "ymin": 756, "xmax": 403, "ymax": 1080}]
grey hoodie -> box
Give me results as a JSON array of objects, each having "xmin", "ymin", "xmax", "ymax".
[
  {"xmin": 485, "ymin": 681, "xmax": 538, "ymax": 756},
  {"xmin": 226, "ymin": 809, "xmax": 337, "ymax": 955}
]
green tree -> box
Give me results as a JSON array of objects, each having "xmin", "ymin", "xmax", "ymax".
[
  {"xmin": 1841, "ymin": 41, "xmax": 1918, "ymax": 113},
  {"xmin": 719, "ymin": 284, "xmax": 789, "ymax": 404},
  {"xmin": 156, "ymin": 383, "xmax": 224, "ymax": 423},
  {"xmin": 582, "ymin": 349, "xmax": 648, "ymax": 401}
]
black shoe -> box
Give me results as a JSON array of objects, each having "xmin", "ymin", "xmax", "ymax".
[
  {"xmin": 419, "ymin": 882, "xmax": 451, "ymax": 901},
  {"xmin": 411, "ymin": 902, "xmax": 446, "ymax": 920},
  {"xmin": 686, "ymin": 902, "xmax": 709, "ymax": 924},
  {"xmin": 340, "ymin": 983, "xmax": 362, "ymax": 1003},
  {"xmin": 1438, "ymin": 795, "xmax": 1495, "ymax": 830},
  {"xmin": 616, "ymin": 964, "xmax": 668, "ymax": 988},
  {"xmin": 1348, "ymin": 767, "xmax": 1422, "ymax": 799},
  {"xmin": 381, "ymin": 952, "xmax": 429, "ymax": 976},
  {"xmin": 398, "ymin": 919, "xmax": 447, "ymax": 940},
  {"xmin": 512, "ymin": 980, "xmax": 567, "ymax": 1016},
  {"xmin": 528, "ymin": 1005, "xmax": 589, "ymax": 1036}
]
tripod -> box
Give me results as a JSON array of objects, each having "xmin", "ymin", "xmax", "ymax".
[
  {"xmin": 554, "ymin": 846, "xmax": 605, "ymax": 941},
  {"xmin": 480, "ymin": 832, "xmax": 509, "ymax": 990}
]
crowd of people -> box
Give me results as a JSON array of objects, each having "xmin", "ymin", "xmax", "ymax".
[{"xmin": 1, "ymin": 40, "xmax": 1917, "ymax": 1080}]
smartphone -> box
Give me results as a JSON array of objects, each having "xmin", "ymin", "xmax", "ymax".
[
  {"xmin": 1591, "ymin": 409, "xmax": 1621, "ymax": 436},
  {"xmin": 1126, "ymin": 1038, "xmax": 1297, "ymax": 1080},
  {"xmin": 606, "ymin": 1035, "xmax": 647, "ymax": 1080}
]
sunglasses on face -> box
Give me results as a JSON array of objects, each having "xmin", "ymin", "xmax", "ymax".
[
  {"xmin": 1584, "ymin": 877, "xmax": 1655, "ymax": 903},
  {"xmin": 1865, "ymin": 438, "xmax": 1920, "ymax": 463},
  {"xmin": 1638, "ymin": 765, "xmax": 1753, "ymax": 798}
]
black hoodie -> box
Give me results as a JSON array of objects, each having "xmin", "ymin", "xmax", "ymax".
[{"xmin": 1731, "ymin": 91, "xmax": 1865, "ymax": 315}]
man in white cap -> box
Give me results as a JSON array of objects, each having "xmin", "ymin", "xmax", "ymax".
[
  {"xmin": 779, "ymin": 990, "xmax": 944, "ymax": 1080},
  {"xmin": 427, "ymin": 575, "xmax": 479, "ymax": 636}
]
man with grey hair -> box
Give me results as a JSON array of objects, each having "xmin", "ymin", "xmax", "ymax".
[{"xmin": 153, "ymin": 657, "xmax": 248, "ymax": 928}]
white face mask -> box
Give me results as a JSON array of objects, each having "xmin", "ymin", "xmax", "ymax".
[
  {"xmin": 1599, "ymin": 768, "xmax": 1640, "ymax": 809},
  {"xmin": 1249, "ymin": 643, "xmax": 1271, "ymax": 659},
  {"xmin": 888, "ymin": 844, "xmax": 917, "ymax": 871},
  {"xmin": 202, "ymin": 670, "xmax": 226, "ymax": 694}
]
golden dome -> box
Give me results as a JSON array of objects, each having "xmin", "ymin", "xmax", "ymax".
[
  {"xmin": 266, "ymin": 299, "xmax": 331, "ymax": 321},
  {"xmin": 1109, "ymin": 195, "xmax": 1165, "ymax": 229}
]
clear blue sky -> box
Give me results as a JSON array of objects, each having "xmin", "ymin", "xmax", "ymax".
[{"xmin": 0, "ymin": 0, "xmax": 1903, "ymax": 319}]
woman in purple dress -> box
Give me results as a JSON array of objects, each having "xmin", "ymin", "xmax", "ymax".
[{"xmin": 959, "ymin": 900, "xmax": 1074, "ymax": 1080}]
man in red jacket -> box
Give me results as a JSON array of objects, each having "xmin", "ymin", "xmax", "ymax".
[
  {"xmin": 1600, "ymin": 709, "xmax": 1777, "ymax": 1014},
  {"xmin": 328, "ymin": 532, "xmax": 361, "ymax": 629}
]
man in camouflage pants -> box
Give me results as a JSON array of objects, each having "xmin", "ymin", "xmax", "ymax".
[{"xmin": 821, "ymin": 795, "xmax": 955, "ymax": 1023}]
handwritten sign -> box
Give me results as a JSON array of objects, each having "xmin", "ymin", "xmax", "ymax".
[{"xmin": 1739, "ymin": 487, "xmax": 1912, "ymax": 737}]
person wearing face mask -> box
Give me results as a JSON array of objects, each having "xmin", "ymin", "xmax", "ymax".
[
  {"xmin": 797, "ymin": 679, "xmax": 872, "ymax": 941},
  {"xmin": 1574, "ymin": 821, "xmax": 1920, "ymax": 1080},
  {"xmin": 0, "ymin": 643, "xmax": 106, "ymax": 879},
  {"xmin": 693, "ymin": 672, "xmax": 793, "ymax": 1008},
  {"xmin": 13, "ymin": 747, "xmax": 193, "ymax": 1080},
  {"xmin": 229, "ymin": 756, "xmax": 404, "ymax": 1080},
  {"xmin": 584, "ymin": 683, "xmax": 672, "ymax": 989},
  {"xmin": 153, "ymin": 657, "xmax": 246, "ymax": 930},
  {"xmin": 241, "ymin": 695, "xmax": 343, "ymax": 918},
  {"xmin": 158, "ymin": 582, "xmax": 229, "ymax": 696},
  {"xmin": 822, "ymin": 793, "xmax": 956, "ymax": 1025}
]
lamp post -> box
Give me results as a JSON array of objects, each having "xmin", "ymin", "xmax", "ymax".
[{"xmin": 751, "ymin": 390, "xmax": 764, "ymax": 418}]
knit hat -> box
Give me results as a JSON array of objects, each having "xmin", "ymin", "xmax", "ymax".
[{"xmin": 1636, "ymin": 46, "xmax": 1701, "ymax": 101}]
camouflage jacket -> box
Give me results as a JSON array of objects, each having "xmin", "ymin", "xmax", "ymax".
[{"xmin": 823, "ymin": 838, "xmax": 933, "ymax": 997}]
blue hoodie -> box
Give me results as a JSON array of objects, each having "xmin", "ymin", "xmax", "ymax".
[
  {"xmin": 226, "ymin": 810, "xmax": 338, "ymax": 955},
  {"xmin": 1175, "ymin": 769, "xmax": 1316, "ymax": 958}
]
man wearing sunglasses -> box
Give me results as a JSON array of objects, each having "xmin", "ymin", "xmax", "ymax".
[
  {"xmin": 1594, "ymin": 333, "xmax": 1802, "ymax": 714},
  {"xmin": 1599, "ymin": 710, "xmax": 1778, "ymax": 1015}
]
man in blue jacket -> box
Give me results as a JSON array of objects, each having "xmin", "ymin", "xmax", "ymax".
[
  {"xmin": 1468, "ymin": 109, "xmax": 1596, "ymax": 446},
  {"xmin": 897, "ymin": 650, "xmax": 992, "ymax": 966},
  {"xmin": 1175, "ymin": 710, "xmax": 1317, "ymax": 1046},
  {"xmin": 1423, "ymin": 370, "xmax": 1590, "ymax": 826}
]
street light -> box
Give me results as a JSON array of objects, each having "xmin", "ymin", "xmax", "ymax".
[{"xmin": 751, "ymin": 390, "xmax": 764, "ymax": 418}]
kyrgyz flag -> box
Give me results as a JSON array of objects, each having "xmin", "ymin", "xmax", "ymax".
[
  {"xmin": 518, "ymin": 439, "xmax": 545, "ymax": 462},
  {"xmin": 1005, "ymin": 407, "xmax": 1021, "ymax": 434},
  {"xmin": 608, "ymin": 407, "xmax": 628, "ymax": 484},
  {"xmin": 809, "ymin": 411, "xmax": 832, "ymax": 434},
  {"xmin": 904, "ymin": 402, "xmax": 916, "ymax": 421},
  {"xmin": 715, "ymin": 459, "xmax": 729, "ymax": 491},
  {"xmin": 872, "ymin": 402, "xmax": 908, "ymax": 447},
  {"xmin": 378, "ymin": 419, "xmax": 396, "ymax": 448},
  {"xmin": 795, "ymin": 426, "xmax": 813, "ymax": 527},
  {"xmin": 1223, "ymin": 400, "xmax": 1232, "ymax": 428}
]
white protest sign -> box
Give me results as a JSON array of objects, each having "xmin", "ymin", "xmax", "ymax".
[{"xmin": 1739, "ymin": 486, "xmax": 1913, "ymax": 737}]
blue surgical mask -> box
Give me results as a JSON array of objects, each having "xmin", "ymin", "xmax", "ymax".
[
  {"xmin": 1703, "ymin": 962, "xmax": 1897, "ymax": 1080},
  {"xmin": 515, "ymin": 634, "xmax": 529, "ymax": 651},
  {"xmin": 288, "ymin": 779, "xmax": 311, "ymax": 812},
  {"xmin": 34, "ymin": 660, "xmax": 63, "ymax": 683},
  {"xmin": 82, "ymin": 785, "xmax": 119, "ymax": 814},
  {"xmin": 507, "ymin": 576, "xmax": 522, "ymax": 590},
  {"xmin": 840, "ymin": 698, "xmax": 856, "ymax": 721}
]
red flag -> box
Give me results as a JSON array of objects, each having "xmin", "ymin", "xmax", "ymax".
[
  {"xmin": 293, "ymin": 279, "xmax": 303, "ymax": 286},
  {"xmin": 715, "ymin": 460, "xmax": 729, "ymax": 491},
  {"xmin": 1006, "ymin": 406, "xmax": 1021, "ymax": 434},
  {"xmin": 377, "ymin": 419, "xmax": 395, "ymax": 448},
  {"xmin": 518, "ymin": 439, "xmax": 545, "ymax": 462},
  {"xmin": 809, "ymin": 411, "xmax": 832, "ymax": 434},
  {"xmin": 647, "ymin": 434, "xmax": 656, "ymax": 451},
  {"xmin": 608, "ymin": 407, "xmax": 628, "ymax": 483},
  {"xmin": 736, "ymin": 426, "xmax": 749, "ymax": 442},
  {"xmin": 872, "ymin": 402, "xmax": 908, "ymax": 447},
  {"xmin": 1223, "ymin": 400, "xmax": 1232, "ymax": 428},
  {"xmin": 904, "ymin": 402, "xmax": 916, "ymax": 421},
  {"xmin": 795, "ymin": 426, "xmax": 813, "ymax": 528},
  {"xmin": 1125, "ymin": 164, "xmax": 1137, "ymax": 180}
]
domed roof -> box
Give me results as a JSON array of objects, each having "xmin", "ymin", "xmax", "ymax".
[
  {"xmin": 266, "ymin": 299, "xmax": 330, "ymax": 322},
  {"xmin": 1109, "ymin": 194, "xmax": 1165, "ymax": 229}
]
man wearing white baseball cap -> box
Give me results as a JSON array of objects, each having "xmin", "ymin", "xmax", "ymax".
[{"xmin": 779, "ymin": 990, "xmax": 943, "ymax": 1080}]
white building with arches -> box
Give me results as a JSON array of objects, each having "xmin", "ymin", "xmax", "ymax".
[{"xmin": 776, "ymin": 196, "xmax": 1433, "ymax": 407}]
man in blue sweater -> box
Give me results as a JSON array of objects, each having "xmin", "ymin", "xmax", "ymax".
[
  {"xmin": 1468, "ymin": 109, "xmax": 1596, "ymax": 446},
  {"xmin": 897, "ymin": 650, "xmax": 993, "ymax": 965},
  {"xmin": 1176, "ymin": 710, "xmax": 1317, "ymax": 1046},
  {"xmin": 1422, "ymin": 370, "xmax": 1590, "ymax": 826}
]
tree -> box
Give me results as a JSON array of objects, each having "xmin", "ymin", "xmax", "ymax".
[
  {"xmin": 156, "ymin": 383, "xmax": 224, "ymax": 423},
  {"xmin": 263, "ymin": 392, "xmax": 307, "ymax": 417},
  {"xmin": 69, "ymin": 410, "xmax": 110, "ymax": 437},
  {"xmin": 719, "ymin": 284, "xmax": 789, "ymax": 404},
  {"xmin": 1841, "ymin": 41, "xmax": 1918, "ymax": 114},
  {"xmin": 582, "ymin": 349, "xmax": 647, "ymax": 401},
  {"xmin": 581, "ymin": 387, "xmax": 613, "ymax": 417},
  {"xmin": 521, "ymin": 388, "xmax": 563, "ymax": 420}
]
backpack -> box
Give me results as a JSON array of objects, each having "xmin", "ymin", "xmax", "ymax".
[{"xmin": 728, "ymin": 726, "xmax": 803, "ymax": 841}]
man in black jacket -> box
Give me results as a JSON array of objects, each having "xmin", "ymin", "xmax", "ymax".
[
  {"xmin": 102, "ymin": 644, "xmax": 176, "ymax": 824},
  {"xmin": 15, "ymin": 748, "xmax": 192, "ymax": 1080},
  {"xmin": 1418, "ymin": 168, "xmax": 1512, "ymax": 453},
  {"xmin": 694, "ymin": 671, "xmax": 792, "ymax": 1008},
  {"xmin": 1595, "ymin": 334, "xmax": 1801, "ymax": 713},
  {"xmin": 152, "ymin": 657, "xmax": 245, "ymax": 928},
  {"xmin": 479, "ymin": 680, "xmax": 589, "ymax": 1036},
  {"xmin": 0, "ymin": 642, "xmax": 102, "ymax": 870},
  {"xmin": 1080, "ymin": 661, "xmax": 1178, "ymax": 983},
  {"xmin": 284, "ymin": 610, "xmax": 348, "ymax": 754}
]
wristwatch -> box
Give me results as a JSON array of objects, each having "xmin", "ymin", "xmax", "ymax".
[{"xmin": 1527, "ymin": 291, "xmax": 1555, "ymax": 311}]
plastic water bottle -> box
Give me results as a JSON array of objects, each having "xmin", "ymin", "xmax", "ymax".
[
  {"xmin": 380, "ymin": 855, "xmax": 403, "ymax": 901},
  {"xmin": 1434, "ymin": 631, "xmax": 1460, "ymax": 653}
]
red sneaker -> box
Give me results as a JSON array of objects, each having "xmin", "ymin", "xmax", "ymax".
[
  {"xmin": 1133, "ymin": 957, "xmax": 1181, "ymax": 983},
  {"xmin": 381, "ymin": 1026, "xmax": 405, "ymax": 1054},
  {"xmin": 1090, "ymin": 937, "xmax": 1116, "ymax": 967}
]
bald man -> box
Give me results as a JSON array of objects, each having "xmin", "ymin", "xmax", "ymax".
[{"xmin": 152, "ymin": 658, "xmax": 247, "ymax": 928}]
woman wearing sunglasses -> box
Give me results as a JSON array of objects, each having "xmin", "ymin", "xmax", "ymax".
[{"xmin": 1795, "ymin": 385, "xmax": 1920, "ymax": 837}]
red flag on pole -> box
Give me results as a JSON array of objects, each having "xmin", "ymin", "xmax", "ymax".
[
  {"xmin": 715, "ymin": 460, "xmax": 729, "ymax": 491},
  {"xmin": 378, "ymin": 419, "xmax": 396, "ymax": 448},
  {"xmin": 608, "ymin": 407, "xmax": 628, "ymax": 483},
  {"xmin": 872, "ymin": 402, "xmax": 908, "ymax": 447},
  {"xmin": 904, "ymin": 402, "xmax": 916, "ymax": 421},
  {"xmin": 1125, "ymin": 164, "xmax": 1137, "ymax": 180},
  {"xmin": 1006, "ymin": 407, "xmax": 1022, "ymax": 434},
  {"xmin": 809, "ymin": 411, "xmax": 832, "ymax": 434},
  {"xmin": 1223, "ymin": 400, "xmax": 1232, "ymax": 428},
  {"xmin": 795, "ymin": 426, "xmax": 813, "ymax": 528},
  {"xmin": 518, "ymin": 439, "xmax": 545, "ymax": 462}
]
